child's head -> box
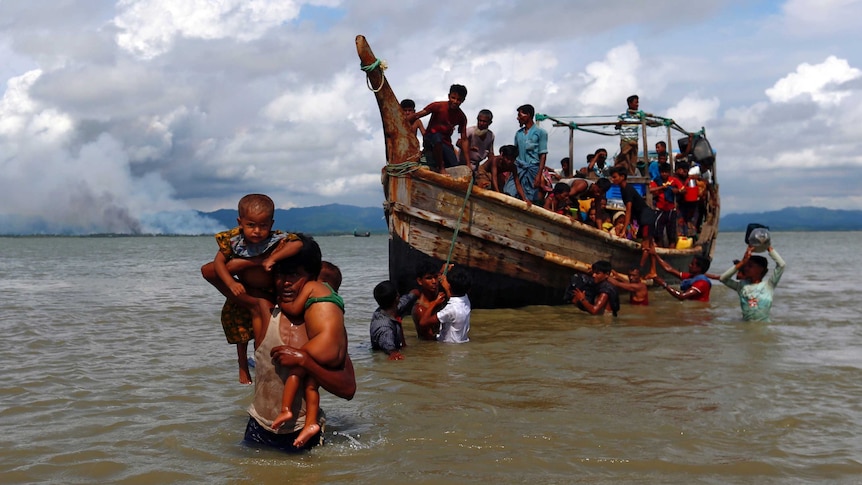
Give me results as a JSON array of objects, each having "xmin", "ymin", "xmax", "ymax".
[
  {"xmin": 655, "ymin": 141, "xmax": 667, "ymax": 154},
  {"xmin": 319, "ymin": 261, "xmax": 342, "ymax": 292},
  {"xmin": 609, "ymin": 166, "xmax": 628, "ymax": 184},
  {"xmin": 688, "ymin": 255, "xmax": 712, "ymax": 275},
  {"xmin": 373, "ymin": 280, "xmax": 399, "ymax": 309},
  {"xmin": 499, "ymin": 144, "xmax": 518, "ymax": 161},
  {"xmin": 445, "ymin": 266, "xmax": 471, "ymax": 297},
  {"xmin": 746, "ymin": 255, "xmax": 769, "ymax": 279},
  {"xmin": 612, "ymin": 211, "xmax": 625, "ymax": 227},
  {"xmin": 560, "ymin": 157, "xmax": 571, "ymax": 172},
  {"xmin": 552, "ymin": 182, "xmax": 569, "ymax": 199},
  {"xmin": 448, "ymin": 84, "xmax": 467, "ymax": 107},
  {"xmin": 415, "ymin": 260, "xmax": 440, "ymax": 293},
  {"xmin": 659, "ymin": 162, "xmax": 672, "ymax": 180},
  {"xmin": 591, "ymin": 177, "xmax": 612, "ymax": 196},
  {"xmin": 400, "ymin": 98, "xmax": 416, "ymax": 114},
  {"xmin": 237, "ymin": 194, "xmax": 275, "ymax": 243}
]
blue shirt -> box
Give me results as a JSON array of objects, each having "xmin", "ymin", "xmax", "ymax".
[{"xmin": 514, "ymin": 124, "xmax": 548, "ymax": 167}]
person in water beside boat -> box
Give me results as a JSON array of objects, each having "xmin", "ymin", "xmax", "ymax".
[
  {"xmin": 719, "ymin": 245, "xmax": 786, "ymax": 322},
  {"xmin": 650, "ymin": 249, "xmax": 716, "ymax": 302},
  {"xmin": 608, "ymin": 266, "xmax": 649, "ymax": 305},
  {"xmin": 400, "ymin": 99, "xmax": 426, "ymax": 141},
  {"xmin": 609, "ymin": 166, "xmax": 659, "ymax": 278},
  {"xmin": 201, "ymin": 193, "xmax": 303, "ymax": 384},
  {"xmin": 262, "ymin": 235, "xmax": 349, "ymax": 448},
  {"xmin": 458, "ymin": 109, "xmax": 495, "ymax": 170},
  {"xmin": 412, "ymin": 261, "xmax": 444, "ymax": 340},
  {"xmin": 570, "ymin": 260, "xmax": 620, "ymax": 316},
  {"xmin": 409, "ymin": 84, "xmax": 469, "ymax": 173},
  {"xmin": 224, "ymin": 235, "xmax": 356, "ymax": 452},
  {"xmin": 419, "ymin": 265, "xmax": 472, "ymax": 343},
  {"xmin": 504, "ymin": 103, "xmax": 548, "ymax": 205},
  {"xmin": 370, "ymin": 280, "xmax": 418, "ymax": 360}
]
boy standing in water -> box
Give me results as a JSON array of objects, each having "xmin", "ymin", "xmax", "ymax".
[
  {"xmin": 719, "ymin": 245, "xmax": 786, "ymax": 322},
  {"xmin": 411, "ymin": 261, "xmax": 443, "ymax": 340},
  {"xmin": 419, "ymin": 265, "xmax": 472, "ymax": 344},
  {"xmin": 201, "ymin": 194, "xmax": 302, "ymax": 384}
]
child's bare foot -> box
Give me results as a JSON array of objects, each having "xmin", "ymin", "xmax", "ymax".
[
  {"xmin": 239, "ymin": 366, "xmax": 252, "ymax": 385},
  {"xmin": 272, "ymin": 409, "xmax": 293, "ymax": 430},
  {"xmin": 643, "ymin": 272, "xmax": 658, "ymax": 280},
  {"xmin": 292, "ymin": 423, "xmax": 321, "ymax": 448}
]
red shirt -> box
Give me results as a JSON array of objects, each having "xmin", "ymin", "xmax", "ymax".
[
  {"xmin": 680, "ymin": 272, "xmax": 711, "ymax": 302},
  {"xmin": 650, "ymin": 177, "xmax": 684, "ymax": 211},
  {"xmin": 423, "ymin": 101, "xmax": 467, "ymax": 145}
]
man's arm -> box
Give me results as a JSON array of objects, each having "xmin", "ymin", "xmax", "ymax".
[
  {"xmin": 574, "ymin": 289, "xmax": 609, "ymax": 315},
  {"xmin": 271, "ymin": 348, "xmax": 356, "ymax": 400},
  {"xmin": 262, "ymin": 238, "xmax": 303, "ymax": 271},
  {"xmin": 648, "ymin": 248, "xmax": 681, "ymax": 278},
  {"xmin": 513, "ymin": 170, "xmax": 532, "ymax": 209},
  {"xmin": 654, "ymin": 276, "xmax": 702, "ymax": 301}
]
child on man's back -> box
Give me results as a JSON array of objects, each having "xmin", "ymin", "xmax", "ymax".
[{"xmin": 201, "ymin": 193, "xmax": 302, "ymax": 384}]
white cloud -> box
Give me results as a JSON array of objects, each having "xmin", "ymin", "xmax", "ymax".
[
  {"xmin": 766, "ymin": 56, "xmax": 861, "ymax": 106},
  {"xmin": 578, "ymin": 43, "xmax": 640, "ymax": 109},
  {"xmin": 666, "ymin": 95, "xmax": 720, "ymax": 127},
  {"xmin": 113, "ymin": 0, "xmax": 303, "ymax": 59}
]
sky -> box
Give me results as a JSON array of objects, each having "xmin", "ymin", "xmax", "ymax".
[{"xmin": 1, "ymin": 0, "xmax": 861, "ymax": 234}]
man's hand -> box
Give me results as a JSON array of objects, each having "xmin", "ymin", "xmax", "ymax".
[{"xmin": 270, "ymin": 345, "xmax": 308, "ymax": 368}]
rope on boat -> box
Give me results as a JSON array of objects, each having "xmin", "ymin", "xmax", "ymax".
[
  {"xmin": 384, "ymin": 161, "xmax": 423, "ymax": 177},
  {"xmin": 360, "ymin": 58, "xmax": 388, "ymax": 92},
  {"xmin": 442, "ymin": 173, "xmax": 475, "ymax": 277}
]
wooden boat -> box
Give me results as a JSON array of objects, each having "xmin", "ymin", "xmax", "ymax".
[
  {"xmin": 354, "ymin": 230, "xmax": 371, "ymax": 237},
  {"xmin": 356, "ymin": 35, "xmax": 719, "ymax": 308}
]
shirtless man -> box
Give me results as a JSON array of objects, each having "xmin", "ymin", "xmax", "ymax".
[
  {"xmin": 608, "ymin": 267, "xmax": 649, "ymax": 305},
  {"xmin": 411, "ymin": 261, "xmax": 444, "ymax": 340}
]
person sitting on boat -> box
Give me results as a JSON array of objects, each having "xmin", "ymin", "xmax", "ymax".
[
  {"xmin": 650, "ymin": 249, "xmax": 715, "ymax": 302},
  {"xmin": 419, "ymin": 265, "xmax": 472, "ymax": 344},
  {"xmin": 615, "ymin": 95, "xmax": 644, "ymax": 176},
  {"xmin": 608, "ymin": 267, "xmax": 649, "ymax": 306},
  {"xmin": 719, "ymin": 245, "xmax": 786, "ymax": 322},
  {"xmin": 495, "ymin": 144, "xmax": 533, "ymax": 207},
  {"xmin": 411, "ymin": 261, "xmax": 444, "ymax": 340},
  {"xmin": 586, "ymin": 148, "xmax": 610, "ymax": 178},
  {"xmin": 609, "ymin": 211, "xmax": 631, "ymax": 238},
  {"xmin": 458, "ymin": 109, "xmax": 495, "ymax": 170},
  {"xmin": 400, "ymin": 99, "xmax": 426, "ymax": 141},
  {"xmin": 649, "ymin": 162, "xmax": 684, "ymax": 248},
  {"xmin": 504, "ymin": 103, "xmax": 547, "ymax": 205},
  {"xmin": 609, "ymin": 166, "xmax": 659, "ymax": 277},
  {"xmin": 409, "ymin": 84, "xmax": 469, "ymax": 173},
  {"xmin": 370, "ymin": 280, "xmax": 418, "ymax": 361},
  {"xmin": 570, "ymin": 260, "xmax": 620, "ymax": 316}
]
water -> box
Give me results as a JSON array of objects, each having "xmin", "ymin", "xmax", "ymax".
[{"xmin": 1, "ymin": 232, "xmax": 861, "ymax": 484}]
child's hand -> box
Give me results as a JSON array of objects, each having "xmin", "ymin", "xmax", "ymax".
[
  {"xmin": 229, "ymin": 281, "xmax": 246, "ymax": 297},
  {"xmin": 262, "ymin": 258, "xmax": 275, "ymax": 272}
]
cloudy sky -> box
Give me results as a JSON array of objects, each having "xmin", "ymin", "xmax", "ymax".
[{"xmin": 1, "ymin": 0, "xmax": 860, "ymax": 234}]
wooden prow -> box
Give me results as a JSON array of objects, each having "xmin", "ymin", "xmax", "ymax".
[{"xmin": 355, "ymin": 35, "xmax": 421, "ymax": 166}]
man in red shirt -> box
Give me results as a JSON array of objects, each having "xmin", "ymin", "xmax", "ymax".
[
  {"xmin": 651, "ymin": 251, "xmax": 714, "ymax": 302},
  {"xmin": 409, "ymin": 84, "xmax": 469, "ymax": 173},
  {"xmin": 648, "ymin": 161, "xmax": 684, "ymax": 248}
]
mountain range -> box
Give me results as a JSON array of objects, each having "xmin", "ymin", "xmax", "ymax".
[{"xmin": 199, "ymin": 204, "xmax": 862, "ymax": 235}]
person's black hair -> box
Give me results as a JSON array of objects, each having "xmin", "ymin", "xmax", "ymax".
[
  {"xmin": 415, "ymin": 260, "xmax": 440, "ymax": 279},
  {"xmin": 517, "ymin": 104, "xmax": 535, "ymax": 118},
  {"xmin": 400, "ymin": 99, "xmax": 416, "ymax": 110},
  {"xmin": 449, "ymin": 84, "xmax": 468, "ymax": 99},
  {"xmin": 692, "ymin": 255, "xmax": 712, "ymax": 274},
  {"xmin": 626, "ymin": 94, "xmax": 639, "ymax": 106},
  {"xmin": 499, "ymin": 144, "xmax": 518, "ymax": 160},
  {"xmin": 373, "ymin": 280, "xmax": 399, "ymax": 308},
  {"xmin": 749, "ymin": 255, "xmax": 769, "ymax": 277},
  {"xmin": 446, "ymin": 266, "xmax": 471, "ymax": 296},
  {"xmin": 676, "ymin": 161, "xmax": 690, "ymax": 171},
  {"xmin": 477, "ymin": 108, "xmax": 493, "ymax": 119},
  {"xmin": 320, "ymin": 261, "xmax": 342, "ymax": 292},
  {"xmin": 595, "ymin": 177, "xmax": 611, "ymax": 192},
  {"xmin": 272, "ymin": 233, "xmax": 322, "ymax": 279},
  {"xmin": 656, "ymin": 141, "xmax": 666, "ymax": 149},
  {"xmin": 560, "ymin": 157, "xmax": 571, "ymax": 167},
  {"xmin": 592, "ymin": 260, "xmax": 612, "ymax": 274},
  {"xmin": 609, "ymin": 166, "xmax": 628, "ymax": 178},
  {"xmin": 659, "ymin": 162, "xmax": 672, "ymax": 173},
  {"xmin": 553, "ymin": 182, "xmax": 569, "ymax": 195}
]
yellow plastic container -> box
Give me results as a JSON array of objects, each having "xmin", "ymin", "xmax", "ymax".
[{"xmin": 676, "ymin": 236, "xmax": 693, "ymax": 249}]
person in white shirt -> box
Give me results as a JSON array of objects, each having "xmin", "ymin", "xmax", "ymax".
[{"xmin": 418, "ymin": 265, "xmax": 471, "ymax": 344}]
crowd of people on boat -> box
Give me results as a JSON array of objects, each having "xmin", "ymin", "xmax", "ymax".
[{"xmin": 401, "ymin": 87, "xmax": 716, "ymax": 250}]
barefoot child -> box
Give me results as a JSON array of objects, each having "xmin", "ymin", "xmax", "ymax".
[
  {"xmin": 201, "ymin": 194, "xmax": 302, "ymax": 384},
  {"xmin": 269, "ymin": 235, "xmax": 348, "ymax": 448}
]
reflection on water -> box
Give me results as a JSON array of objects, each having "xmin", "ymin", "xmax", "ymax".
[{"xmin": 1, "ymin": 232, "xmax": 861, "ymax": 484}]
